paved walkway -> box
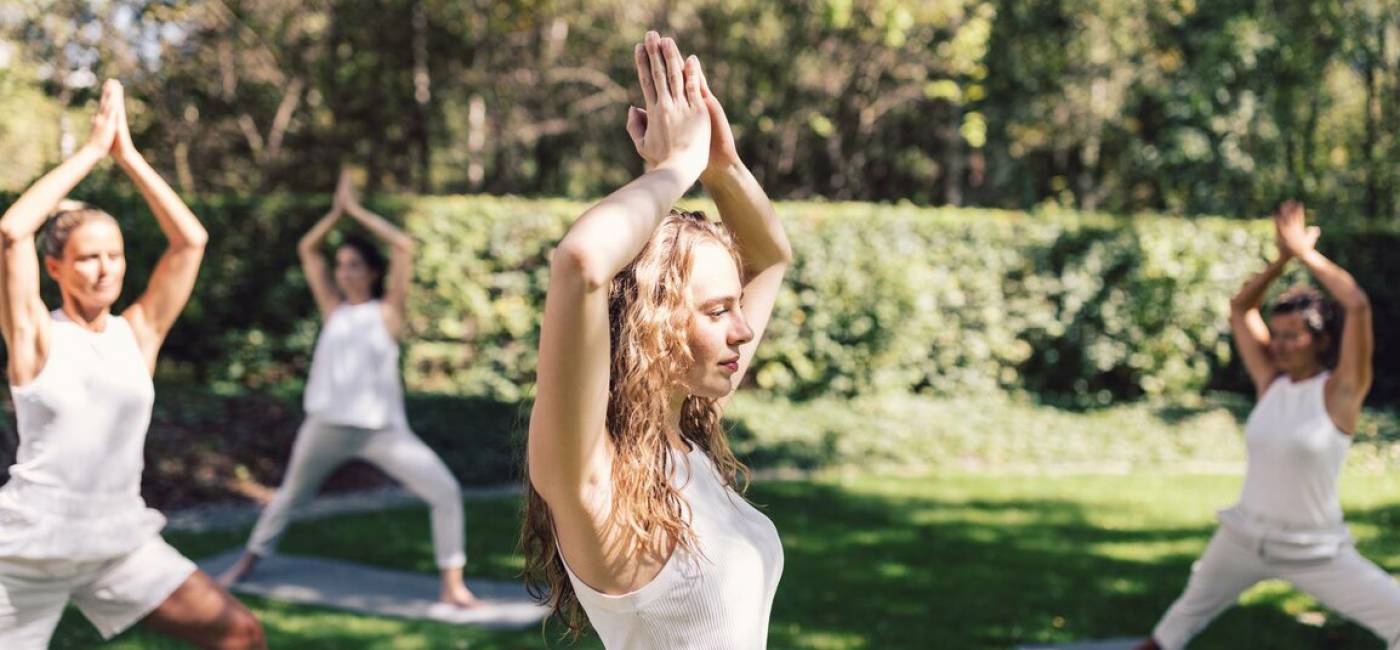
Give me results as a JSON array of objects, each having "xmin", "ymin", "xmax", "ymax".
[
  {"xmin": 165, "ymin": 484, "xmax": 521, "ymax": 533},
  {"xmin": 198, "ymin": 549, "xmax": 549, "ymax": 629}
]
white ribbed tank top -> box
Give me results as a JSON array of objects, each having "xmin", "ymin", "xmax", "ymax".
[
  {"xmin": 1235, "ymin": 371, "xmax": 1350, "ymax": 528},
  {"xmin": 0, "ymin": 310, "xmax": 166, "ymax": 561},
  {"xmin": 303, "ymin": 300, "xmax": 404, "ymax": 428},
  {"xmin": 562, "ymin": 446, "xmax": 784, "ymax": 649}
]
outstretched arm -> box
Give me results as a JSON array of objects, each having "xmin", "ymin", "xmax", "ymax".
[
  {"xmin": 116, "ymin": 83, "xmax": 209, "ymax": 372},
  {"xmin": 528, "ymin": 32, "xmax": 711, "ymax": 508},
  {"xmin": 0, "ymin": 81, "xmax": 122, "ymax": 385},
  {"xmin": 337, "ymin": 172, "xmax": 414, "ymax": 337},
  {"xmin": 1276, "ymin": 202, "xmax": 1372, "ymax": 432}
]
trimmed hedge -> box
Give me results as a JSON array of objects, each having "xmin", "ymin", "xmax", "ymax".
[
  {"xmin": 0, "ymin": 190, "xmax": 1396, "ymax": 406},
  {"xmin": 403, "ymin": 197, "xmax": 1400, "ymax": 405}
]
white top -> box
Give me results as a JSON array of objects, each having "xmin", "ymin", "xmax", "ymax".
[
  {"xmin": 1232, "ymin": 371, "xmax": 1351, "ymax": 530},
  {"xmin": 303, "ymin": 300, "xmax": 405, "ymax": 428},
  {"xmin": 0, "ymin": 310, "xmax": 166, "ymax": 561},
  {"xmin": 562, "ymin": 447, "xmax": 784, "ymax": 649}
]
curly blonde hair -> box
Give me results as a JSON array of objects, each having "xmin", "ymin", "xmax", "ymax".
[{"xmin": 521, "ymin": 209, "xmax": 753, "ymax": 637}]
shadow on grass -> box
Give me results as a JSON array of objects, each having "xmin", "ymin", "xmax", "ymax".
[
  {"xmin": 754, "ymin": 481, "xmax": 1393, "ymax": 649},
  {"xmin": 48, "ymin": 480, "xmax": 1400, "ymax": 649}
]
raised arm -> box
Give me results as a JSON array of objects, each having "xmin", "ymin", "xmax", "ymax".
[
  {"xmin": 113, "ymin": 83, "xmax": 209, "ymax": 372},
  {"xmin": 0, "ymin": 81, "xmax": 121, "ymax": 385},
  {"xmin": 693, "ymin": 60, "xmax": 791, "ymax": 404},
  {"xmin": 1228, "ymin": 203, "xmax": 1323, "ymax": 397},
  {"xmin": 337, "ymin": 173, "xmax": 415, "ymax": 338},
  {"xmin": 626, "ymin": 56, "xmax": 792, "ymax": 403},
  {"xmin": 1228, "ymin": 255, "xmax": 1288, "ymax": 398},
  {"xmin": 528, "ymin": 32, "xmax": 710, "ymax": 507},
  {"xmin": 1276, "ymin": 202, "xmax": 1372, "ymax": 432},
  {"xmin": 297, "ymin": 176, "xmax": 346, "ymax": 320}
]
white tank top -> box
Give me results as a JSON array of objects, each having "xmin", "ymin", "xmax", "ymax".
[
  {"xmin": 303, "ymin": 300, "xmax": 405, "ymax": 428},
  {"xmin": 562, "ymin": 446, "xmax": 784, "ymax": 649},
  {"xmin": 0, "ymin": 310, "xmax": 166, "ymax": 561},
  {"xmin": 1234, "ymin": 371, "xmax": 1350, "ymax": 529}
]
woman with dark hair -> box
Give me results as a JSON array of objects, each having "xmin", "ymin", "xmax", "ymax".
[
  {"xmin": 0, "ymin": 80, "xmax": 265, "ymax": 649},
  {"xmin": 1136, "ymin": 201, "xmax": 1400, "ymax": 649},
  {"xmin": 218, "ymin": 172, "xmax": 480, "ymax": 609},
  {"xmin": 522, "ymin": 31, "xmax": 791, "ymax": 646}
]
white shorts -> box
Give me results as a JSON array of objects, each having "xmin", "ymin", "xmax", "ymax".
[{"xmin": 0, "ymin": 536, "xmax": 196, "ymax": 648}]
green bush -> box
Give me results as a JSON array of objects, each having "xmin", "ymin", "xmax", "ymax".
[{"xmin": 1, "ymin": 190, "xmax": 1395, "ymax": 405}]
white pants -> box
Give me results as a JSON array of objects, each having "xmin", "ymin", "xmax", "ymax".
[
  {"xmin": 0, "ymin": 536, "xmax": 196, "ymax": 648},
  {"xmin": 246, "ymin": 416, "xmax": 466, "ymax": 569},
  {"xmin": 1154, "ymin": 528, "xmax": 1400, "ymax": 649}
]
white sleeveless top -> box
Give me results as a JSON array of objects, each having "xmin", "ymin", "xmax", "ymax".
[
  {"xmin": 0, "ymin": 310, "xmax": 166, "ymax": 561},
  {"xmin": 303, "ymin": 300, "xmax": 405, "ymax": 429},
  {"xmin": 562, "ymin": 447, "xmax": 784, "ymax": 649},
  {"xmin": 1230, "ymin": 371, "xmax": 1350, "ymax": 530}
]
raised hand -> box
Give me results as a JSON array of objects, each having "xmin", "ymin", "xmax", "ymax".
[
  {"xmin": 333, "ymin": 168, "xmax": 357, "ymax": 211},
  {"xmin": 624, "ymin": 31, "xmax": 709, "ymax": 180},
  {"xmin": 1274, "ymin": 200, "xmax": 1320, "ymax": 261},
  {"xmin": 628, "ymin": 55, "xmax": 739, "ymax": 180},
  {"xmin": 111, "ymin": 83, "xmax": 141, "ymax": 165},
  {"xmin": 83, "ymin": 80, "xmax": 122, "ymax": 157},
  {"xmin": 694, "ymin": 59, "xmax": 742, "ymax": 179}
]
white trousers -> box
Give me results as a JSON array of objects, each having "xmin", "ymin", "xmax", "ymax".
[
  {"xmin": 245, "ymin": 416, "xmax": 466, "ymax": 569},
  {"xmin": 1154, "ymin": 528, "xmax": 1400, "ymax": 649}
]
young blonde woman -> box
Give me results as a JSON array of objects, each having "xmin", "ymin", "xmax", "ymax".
[
  {"xmin": 522, "ymin": 31, "xmax": 792, "ymax": 647},
  {"xmin": 0, "ymin": 80, "xmax": 265, "ymax": 649},
  {"xmin": 1136, "ymin": 202, "xmax": 1400, "ymax": 649},
  {"xmin": 218, "ymin": 171, "xmax": 479, "ymax": 609}
]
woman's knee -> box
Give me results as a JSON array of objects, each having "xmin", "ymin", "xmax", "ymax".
[
  {"xmin": 214, "ymin": 605, "xmax": 266, "ymax": 650},
  {"xmin": 426, "ymin": 475, "xmax": 463, "ymax": 510}
]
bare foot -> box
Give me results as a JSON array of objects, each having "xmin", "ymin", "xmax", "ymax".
[
  {"xmin": 439, "ymin": 583, "xmax": 483, "ymax": 609},
  {"xmin": 216, "ymin": 552, "xmax": 260, "ymax": 588}
]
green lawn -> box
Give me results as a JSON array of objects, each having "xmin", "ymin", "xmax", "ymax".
[{"xmin": 52, "ymin": 472, "xmax": 1400, "ymax": 649}]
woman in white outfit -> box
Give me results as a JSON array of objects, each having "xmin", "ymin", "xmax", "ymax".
[
  {"xmin": 1136, "ymin": 201, "xmax": 1400, "ymax": 649},
  {"xmin": 522, "ymin": 32, "xmax": 792, "ymax": 647},
  {"xmin": 0, "ymin": 80, "xmax": 265, "ymax": 649},
  {"xmin": 218, "ymin": 171, "xmax": 479, "ymax": 608}
]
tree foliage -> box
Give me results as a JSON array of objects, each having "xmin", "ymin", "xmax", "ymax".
[{"xmin": 1, "ymin": 0, "xmax": 1397, "ymax": 219}]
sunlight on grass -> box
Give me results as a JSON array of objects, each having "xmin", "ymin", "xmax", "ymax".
[{"xmin": 54, "ymin": 470, "xmax": 1400, "ymax": 649}]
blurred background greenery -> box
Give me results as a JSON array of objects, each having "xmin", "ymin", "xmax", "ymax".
[
  {"xmin": 3, "ymin": 0, "xmax": 1400, "ymax": 220},
  {"xmin": 7, "ymin": 2, "xmax": 1400, "ymax": 646},
  {"xmin": 2, "ymin": 0, "xmax": 1397, "ymax": 531}
]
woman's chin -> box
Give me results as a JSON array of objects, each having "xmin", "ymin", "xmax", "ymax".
[
  {"xmin": 681, "ymin": 381, "xmax": 732, "ymax": 401},
  {"xmin": 77, "ymin": 293, "xmax": 119, "ymax": 312},
  {"xmin": 702, "ymin": 381, "xmax": 736, "ymax": 400}
]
